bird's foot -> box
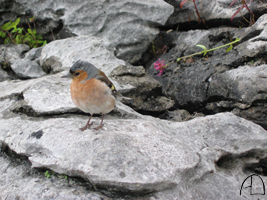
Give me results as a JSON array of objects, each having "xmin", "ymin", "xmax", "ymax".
[
  {"xmin": 94, "ymin": 123, "xmax": 104, "ymax": 130},
  {"xmin": 79, "ymin": 122, "xmax": 94, "ymax": 131}
]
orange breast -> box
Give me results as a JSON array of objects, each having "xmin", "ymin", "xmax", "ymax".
[{"xmin": 70, "ymin": 78, "xmax": 115, "ymax": 114}]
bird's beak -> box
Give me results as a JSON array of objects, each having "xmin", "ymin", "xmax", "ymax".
[{"xmin": 61, "ymin": 72, "xmax": 74, "ymax": 79}]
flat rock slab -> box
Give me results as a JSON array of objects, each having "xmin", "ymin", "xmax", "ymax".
[
  {"xmin": 0, "ymin": 73, "xmax": 75, "ymax": 115},
  {"xmin": 2, "ymin": 72, "xmax": 142, "ymax": 119},
  {"xmin": 1, "ymin": 112, "xmax": 267, "ymax": 195},
  {"xmin": 22, "ymin": 72, "xmax": 76, "ymax": 114},
  {"xmin": 0, "ymin": 116, "xmax": 199, "ymax": 193},
  {"xmin": 40, "ymin": 35, "xmax": 125, "ymax": 75}
]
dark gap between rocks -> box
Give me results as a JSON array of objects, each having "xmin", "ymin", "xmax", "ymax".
[
  {"xmin": 10, "ymin": 104, "xmax": 129, "ymax": 120},
  {"xmin": 11, "ymin": 105, "xmax": 81, "ymax": 118},
  {"xmin": 1, "ymin": 62, "xmax": 22, "ymax": 80},
  {"xmin": 9, "ymin": 103, "xmax": 143, "ymax": 123},
  {"xmin": 251, "ymin": 99, "xmax": 267, "ymax": 106},
  {"xmin": 1, "ymin": 142, "xmax": 29, "ymax": 161},
  {"xmin": 216, "ymin": 149, "xmax": 267, "ymax": 176},
  {"xmin": 0, "ymin": 92, "xmax": 24, "ymax": 101},
  {"xmin": 244, "ymin": 157, "xmax": 267, "ymax": 176},
  {"xmin": 134, "ymin": 109, "xmax": 170, "ymax": 119},
  {"xmin": 242, "ymin": 30, "xmax": 262, "ymax": 42},
  {"xmin": 158, "ymin": 16, "xmax": 253, "ymax": 32},
  {"xmin": 199, "ymin": 96, "xmax": 239, "ymax": 115},
  {"xmin": 94, "ymin": 183, "xmax": 155, "ymax": 199},
  {"xmin": 51, "ymin": 19, "xmax": 64, "ymax": 34}
]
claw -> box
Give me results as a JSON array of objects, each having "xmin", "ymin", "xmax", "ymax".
[
  {"xmin": 93, "ymin": 123, "xmax": 104, "ymax": 130},
  {"xmin": 79, "ymin": 114, "xmax": 93, "ymax": 131},
  {"xmin": 79, "ymin": 122, "xmax": 94, "ymax": 131},
  {"xmin": 93, "ymin": 114, "xmax": 105, "ymax": 130}
]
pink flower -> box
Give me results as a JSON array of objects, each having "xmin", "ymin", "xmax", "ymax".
[{"xmin": 154, "ymin": 59, "xmax": 165, "ymax": 76}]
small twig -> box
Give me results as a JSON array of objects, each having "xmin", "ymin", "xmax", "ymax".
[
  {"xmin": 0, "ymin": 29, "xmax": 14, "ymax": 44},
  {"xmin": 180, "ymin": 0, "xmax": 205, "ymax": 25},
  {"xmin": 243, "ymin": 0, "xmax": 254, "ymax": 16},
  {"xmin": 26, "ymin": 18, "xmax": 32, "ymax": 30},
  {"xmin": 26, "ymin": 18, "xmax": 38, "ymax": 47},
  {"xmin": 50, "ymin": 27, "xmax": 56, "ymax": 41},
  {"xmin": 32, "ymin": 18, "xmax": 37, "ymax": 31},
  {"xmin": 239, "ymin": 10, "xmax": 251, "ymax": 24},
  {"xmin": 193, "ymin": 0, "xmax": 205, "ymax": 24},
  {"xmin": 260, "ymin": 0, "xmax": 267, "ymax": 8}
]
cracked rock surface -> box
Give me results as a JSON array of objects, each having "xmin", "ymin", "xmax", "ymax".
[
  {"xmin": 0, "ymin": 149, "xmax": 110, "ymax": 200},
  {"xmin": 2, "ymin": 0, "xmax": 173, "ymax": 64},
  {"xmin": 2, "ymin": 3, "xmax": 267, "ymax": 199},
  {"xmin": 1, "ymin": 105, "xmax": 267, "ymax": 199},
  {"xmin": 149, "ymin": 14, "xmax": 267, "ymax": 129}
]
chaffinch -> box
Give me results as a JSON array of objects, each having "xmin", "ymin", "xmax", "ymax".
[{"xmin": 61, "ymin": 60, "xmax": 116, "ymax": 131}]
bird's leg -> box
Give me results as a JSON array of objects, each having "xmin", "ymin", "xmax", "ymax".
[
  {"xmin": 80, "ymin": 114, "xmax": 94, "ymax": 131},
  {"xmin": 94, "ymin": 114, "xmax": 105, "ymax": 130}
]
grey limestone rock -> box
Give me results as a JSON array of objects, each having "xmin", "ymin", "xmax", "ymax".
[
  {"xmin": 2, "ymin": 2, "xmax": 267, "ymax": 199},
  {"xmin": 0, "ymin": 44, "xmax": 45, "ymax": 79},
  {"xmin": 165, "ymin": 0, "xmax": 267, "ymax": 27},
  {"xmin": 10, "ymin": 47, "xmax": 45, "ymax": 79},
  {"xmin": 0, "ymin": 112, "xmax": 267, "ymax": 199},
  {"xmin": 0, "ymin": 67, "xmax": 11, "ymax": 81},
  {"xmin": 0, "ymin": 151, "xmax": 109, "ymax": 200},
  {"xmin": 207, "ymin": 64, "xmax": 267, "ymax": 129},
  {"xmin": 208, "ymin": 65, "xmax": 267, "ymax": 104},
  {"xmin": 40, "ymin": 35, "xmax": 125, "ymax": 75},
  {"xmin": 11, "ymin": 59, "xmax": 46, "ymax": 79},
  {"xmin": 0, "ymin": 44, "xmax": 29, "ymax": 65},
  {"xmin": 111, "ymin": 65, "xmax": 175, "ymax": 112},
  {"xmin": 6, "ymin": 0, "xmax": 174, "ymax": 64},
  {"xmin": 148, "ymin": 14, "xmax": 267, "ymax": 127}
]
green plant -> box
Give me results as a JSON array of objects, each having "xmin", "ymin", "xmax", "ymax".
[
  {"xmin": 177, "ymin": 38, "xmax": 241, "ymax": 62},
  {"xmin": 45, "ymin": 170, "xmax": 68, "ymax": 180},
  {"xmin": 154, "ymin": 38, "xmax": 241, "ymax": 76},
  {"xmin": 60, "ymin": 174, "xmax": 68, "ymax": 180},
  {"xmin": 0, "ymin": 17, "xmax": 47, "ymax": 48},
  {"xmin": 45, "ymin": 170, "xmax": 52, "ymax": 178}
]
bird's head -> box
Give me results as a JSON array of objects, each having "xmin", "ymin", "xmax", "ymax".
[{"xmin": 61, "ymin": 60, "xmax": 99, "ymax": 81}]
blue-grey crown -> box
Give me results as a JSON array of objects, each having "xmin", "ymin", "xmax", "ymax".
[{"xmin": 70, "ymin": 60, "xmax": 99, "ymax": 80}]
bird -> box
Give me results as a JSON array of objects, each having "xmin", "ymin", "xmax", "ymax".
[{"xmin": 61, "ymin": 60, "xmax": 116, "ymax": 131}]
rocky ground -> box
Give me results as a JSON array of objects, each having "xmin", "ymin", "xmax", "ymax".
[{"xmin": 1, "ymin": 0, "xmax": 267, "ymax": 199}]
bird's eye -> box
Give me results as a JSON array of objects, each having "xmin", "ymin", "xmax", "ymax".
[{"xmin": 74, "ymin": 72, "xmax": 80, "ymax": 76}]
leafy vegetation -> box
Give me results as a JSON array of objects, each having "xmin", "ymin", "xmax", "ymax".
[
  {"xmin": 153, "ymin": 0, "xmax": 255, "ymax": 75},
  {"xmin": 176, "ymin": 38, "xmax": 241, "ymax": 62},
  {"xmin": 45, "ymin": 170, "xmax": 52, "ymax": 178},
  {"xmin": 154, "ymin": 38, "xmax": 241, "ymax": 76},
  {"xmin": 45, "ymin": 170, "xmax": 68, "ymax": 180},
  {"xmin": 0, "ymin": 17, "xmax": 47, "ymax": 48}
]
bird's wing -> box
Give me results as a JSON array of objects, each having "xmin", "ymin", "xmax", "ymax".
[
  {"xmin": 95, "ymin": 71, "xmax": 117, "ymax": 93},
  {"xmin": 95, "ymin": 71, "xmax": 133, "ymax": 104}
]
